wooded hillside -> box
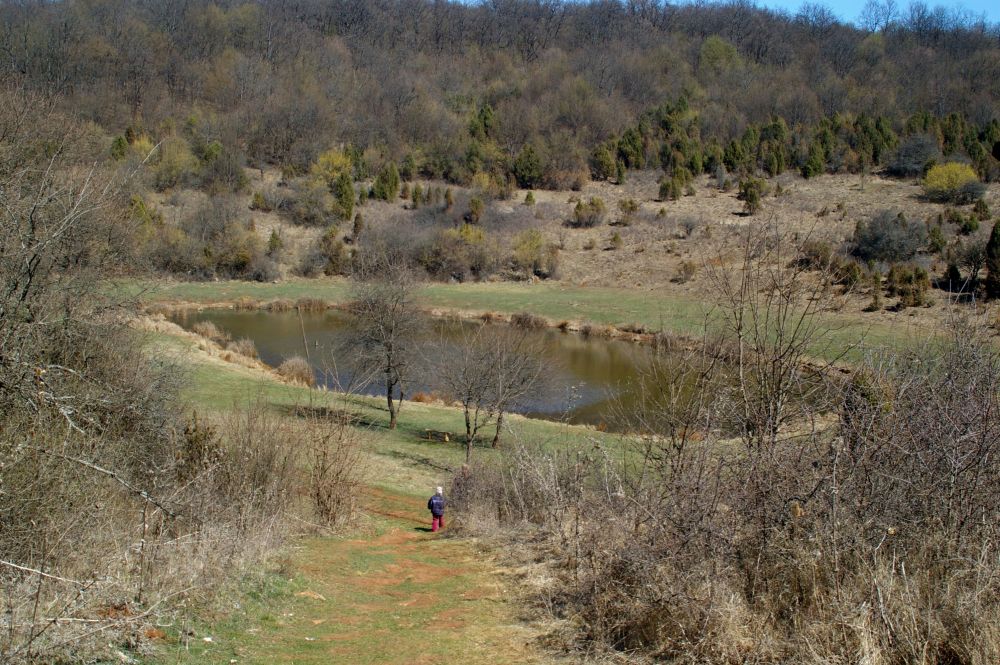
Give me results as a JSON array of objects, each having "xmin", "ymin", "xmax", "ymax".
[{"xmin": 5, "ymin": 0, "xmax": 999, "ymax": 189}]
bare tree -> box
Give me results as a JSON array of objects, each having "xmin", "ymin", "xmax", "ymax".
[
  {"xmin": 434, "ymin": 324, "xmax": 544, "ymax": 462},
  {"xmin": 434, "ymin": 323, "xmax": 500, "ymax": 451},
  {"xmin": 488, "ymin": 328, "xmax": 545, "ymax": 450},
  {"xmin": 700, "ymin": 221, "xmax": 852, "ymax": 597},
  {"xmin": 348, "ymin": 251, "xmax": 423, "ymax": 430},
  {"xmin": 705, "ymin": 221, "xmax": 847, "ymax": 451}
]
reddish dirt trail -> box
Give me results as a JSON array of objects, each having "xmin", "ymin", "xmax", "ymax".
[{"xmin": 232, "ymin": 487, "xmax": 554, "ymax": 664}]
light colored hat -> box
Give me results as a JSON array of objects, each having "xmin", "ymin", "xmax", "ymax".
[{"xmin": 436, "ymin": 486, "xmax": 443, "ymax": 494}]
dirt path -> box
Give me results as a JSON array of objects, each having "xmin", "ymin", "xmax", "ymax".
[{"xmin": 179, "ymin": 488, "xmax": 553, "ymax": 664}]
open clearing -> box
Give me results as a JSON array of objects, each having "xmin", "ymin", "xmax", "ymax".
[{"xmin": 141, "ymin": 322, "xmax": 579, "ymax": 665}]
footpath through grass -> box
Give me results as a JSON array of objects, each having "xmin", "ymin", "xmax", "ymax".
[
  {"xmin": 143, "ymin": 327, "xmax": 579, "ymax": 664},
  {"xmin": 126, "ymin": 277, "xmax": 923, "ymax": 361},
  {"xmin": 151, "ymin": 491, "xmax": 548, "ymax": 665}
]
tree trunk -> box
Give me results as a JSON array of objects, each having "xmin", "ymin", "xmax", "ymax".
[
  {"xmin": 387, "ymin": 382, "xmax": 397, "ymax": 430},
  {"xmin": 492, "ymin": 411, "xmax": 505, "ymax": 448}
]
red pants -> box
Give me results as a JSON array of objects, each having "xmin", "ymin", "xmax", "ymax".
[{"xmin": 431, "ymin": 515, "xmax": 444, "ymax": 532}]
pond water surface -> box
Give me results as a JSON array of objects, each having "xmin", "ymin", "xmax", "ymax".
[{"xmin": 170, "ymin": 308, "xmax": 679, "ymax": 428}]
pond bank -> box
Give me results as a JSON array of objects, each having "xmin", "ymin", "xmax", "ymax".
[
  {"xmin": 126, "ymin": 277, "xmax": 923, "ymax": 365},
  {"xmin": 162, "ymin": 306, "xmax": 703, "ymax": 429}
]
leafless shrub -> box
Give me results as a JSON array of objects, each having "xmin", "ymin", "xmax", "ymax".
[
  {"xmin": 678, "ymin": 216, "xmax": 701, "ymax": 238},
  {"xmin": 452, "ymin": 225, "xmax": 1000, "ymax": 663},
  {"xmin": 650, "ymin": 330, "xmax": 685, "ymax": 351},
  {"xmin": 208, "ymin": 408, "xmax": 299, "ymax": 529},
  {"xmin": 450, "ymin": 438, "xmax": 604, "ymax": 530},
  {"xmin": 307, "ymin": 417, "xmax": 366, "ymax": 527},
  {"xmin": 673, "ymin": 259, "xmax": 698, "ymax": 283}
]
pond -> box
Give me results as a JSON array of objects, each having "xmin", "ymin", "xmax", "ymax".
[{"xmin": 169, "ymin": 308, "xmax": 686, "ymax": 429}]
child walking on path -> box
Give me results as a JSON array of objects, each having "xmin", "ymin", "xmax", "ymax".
[{"xmin": 428, "ymin": 486, "xmax": 446, "ymax": 532}]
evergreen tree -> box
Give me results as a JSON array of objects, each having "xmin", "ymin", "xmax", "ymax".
[
  {"xmin": 513, "ymin": 144, "xmax": 543, "ymax": 189},
  {"xmin": 590, "ymin": 145, "xmax": 616, "ymax": 181},
  {"xmin": 738, "ymin": 178, "xmax": 765, "ymax": 215},
  {"xmin": 372, "ymin": 163, "xmax": 400, "ymax": 201},
  {"xmin": 984, "ymin": 222, "xmax": 1000, "ymax": 299},
  {"xmin": 267, "ymin": 229, "xmax": 283, "ymax": 256},
  {"xmin": 468, "ymin": 197, "xmax": 484, "ymax": 224},
  {"xmin": 333, "ymin": 171, "xmax": 354, "ymax": 221},
  {"xmin": 801, "ymin": 142, "xmax": 825, "ymax": 178}
]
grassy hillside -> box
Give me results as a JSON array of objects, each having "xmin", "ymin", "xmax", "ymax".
[{"xmin": 140, "ymin": 321, "xmax": 605, "ymax": 664}]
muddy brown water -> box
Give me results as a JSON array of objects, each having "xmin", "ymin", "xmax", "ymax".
[{"xmin": 170, "ymin": 308, "xmax": 699, "ymax": 429}]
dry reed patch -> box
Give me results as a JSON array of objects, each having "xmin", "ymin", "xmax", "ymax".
[
  {"xmin": 143, "ymin": 302, "xmax": 181, "ymax": 317},
  {"xmin": 276, "ymin": 356, "xmax": 314, "ymax": 386},
  {"xmin": 580, "ymin": 322, "xmax": 615, "ymax": 338},
  {"xmin": 192, "ymin": 320, "xmax": 229, "ymax": 343},
  {"xmin": 233, "ymin": 296, "xmax": 259, "ymax": 311},
  {"xmin": 226, "ymin": 337, "xmax": 258, "ymax": 359},
  {"xmin": 265, "ymin": 298, "xmax": 294, "ymax": 311},
  {"xmin": 617, "ymin": 321, "xmax": 648, "ymax": 334},
  {"xmin": 511, "ymin": 311, "xmax": 548, "ymax": 329},
  {"xmin": 295, "ymin": 297, "xmax": 329, "ymax": 312}
]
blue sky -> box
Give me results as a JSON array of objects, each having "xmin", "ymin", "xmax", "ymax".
[{"xmin": 757, "ymin": 0, "xmax": 1000, "ymax": 24}]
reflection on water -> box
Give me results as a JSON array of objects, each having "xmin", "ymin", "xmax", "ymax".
[{"xmin": 169, "ymin": 308, "xmax": 679, "ymax": 427}]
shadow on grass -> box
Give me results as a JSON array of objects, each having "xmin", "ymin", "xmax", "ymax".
[
  {"xmin": 414, "ymin": 527, "xmax": 433, "ymax": 533},
  {"xmin": 276, "ymin": 403, "xmax": 384, "ymax": 428},
  {"xmin": 383, "ymin": 449, "xmax": 455, "ymax": 473}
]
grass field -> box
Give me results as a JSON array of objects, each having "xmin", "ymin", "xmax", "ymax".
[{"xmin": 141, "ymin": 325, "xmax": 594, "ymax": 664}]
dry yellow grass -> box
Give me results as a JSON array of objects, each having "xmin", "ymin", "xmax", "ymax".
[{"xmin": 149, "ymin": 166, "xmax": 1000, "ymax": 339}]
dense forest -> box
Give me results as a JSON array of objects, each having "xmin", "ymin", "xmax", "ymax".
[{"xmin": 4, "ymin": 0, "xmax": 1000, "ymax": 192}]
